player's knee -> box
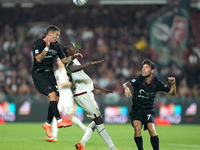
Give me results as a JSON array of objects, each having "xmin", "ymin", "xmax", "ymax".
[
  {"xmin": 135, "ymin": 128, "xmax": 141, "ymax": 134},
  {"xmin": 48, "ymin": 91, "xmax": 57, "ymax": 100},
  {"xmin": 134, "ymin": 126, "xmax": 142, "ymax": 134},
  {"xmin": 93, "ymin": 116, "xmax": 103, "ymax": 125},
  {"xmin": 56, "ymin": 97, "xmax": 59, "ymax": 103},
  {"xmin": 148, "ymin": 128, "xmax": 157, "ymax": 136},
  {"xmin": 88, "ymin": 121, "xmax": 96, "ymax": 131}
]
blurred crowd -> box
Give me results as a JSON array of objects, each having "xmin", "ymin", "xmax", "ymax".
[{"xmin": 0, "ymin": 5, "xmax": 200, "ymax": 103}]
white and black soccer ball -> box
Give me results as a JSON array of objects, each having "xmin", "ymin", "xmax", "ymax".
[{"xmin": 73, "ymin": 0, "xmax": 88, "ymax": 6}]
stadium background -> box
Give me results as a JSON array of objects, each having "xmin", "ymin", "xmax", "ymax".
[{"xmin": 0, "ymin": 0, "xmax": 200, "ymax": 125}]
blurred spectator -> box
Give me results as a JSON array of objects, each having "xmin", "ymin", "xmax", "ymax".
[{"xmin": 0, "ymin": 4, "xmax": 199, "ymax": 103}]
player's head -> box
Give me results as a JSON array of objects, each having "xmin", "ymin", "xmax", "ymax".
[
  {"xmin": 63, "ymin": 42, "xmax": 78, "ymax": 57},
  {"xmin": 46, "ymin": 25, "xmax": 60, "ymax": 43},
  {"xmin": 142, "ymin": 59, "xmax": 156, "ymax": 77},
  {"xmin": 56, "ymin": 57, "xmax": 64, "ymax": 69}
]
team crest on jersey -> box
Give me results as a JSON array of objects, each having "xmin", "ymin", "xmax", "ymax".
[
  {"xmin": 131, "ymin": 79, "xmax": 136, "ymax": 83},
  {"xmin": 35, "ymin": 49, "xmax": 39, "ymax": 54}
]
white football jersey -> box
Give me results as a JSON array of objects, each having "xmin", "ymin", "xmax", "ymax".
[
  {"xmin": 54, "ymin": 68, "xmax": 73, "ymax": 97},
  {"xmin": 65, "ymin": 58, "xmax": 94, "ymax": 94}
]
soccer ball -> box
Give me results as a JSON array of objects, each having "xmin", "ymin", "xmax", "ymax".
[{"xmin": 73, "ymin": 0, "xmax": 88, "ymax": 6}]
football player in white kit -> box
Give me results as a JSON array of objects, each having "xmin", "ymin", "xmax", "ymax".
[
  {"xmin": 63, "ymin": 42, "xmax": 122, "ymax": 150},
  {"xmin": 45, "ymin": 58, "xmax": 87, "ymax": 142}
]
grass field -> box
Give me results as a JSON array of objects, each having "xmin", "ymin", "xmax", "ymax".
[{"xmin": 0, "ymin": 123, "xmax": 200, "ymax": 150}]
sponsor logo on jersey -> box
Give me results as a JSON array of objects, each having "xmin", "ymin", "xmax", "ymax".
[
  {"xmin": 35, "ymin": 49, "xmax": 39, "ymax": 54},
  {"xmin": 45, "ymin": 55, "xmax": 53, "ymax": 58},
  {"xmin": 49, "ymin": 49, "xmax": 57, "ymax": 55}
]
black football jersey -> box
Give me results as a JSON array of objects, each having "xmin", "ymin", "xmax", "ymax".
[
  {"xmin": 129, "ymin": 74, "xmax": 170, "ymax": 112},
  {"xmin": 32, "ymin": 38, "xmax": 65, "ymax": 72}
]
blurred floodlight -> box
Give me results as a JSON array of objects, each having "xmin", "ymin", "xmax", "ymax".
[
  {"xmin": 20, "ymin": 3, "xmax": 34, "ymax": 8},
  {"xmin": 1, "ymin": 2, "xmax": 16, "ymax": 8}
]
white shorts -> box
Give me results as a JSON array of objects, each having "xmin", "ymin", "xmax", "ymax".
[
  {"xmin": 58, "ymin": 92, "xmax": 74, "ymax": 114},
  {"xmin": 74, "ymin": 91, "xmax": 100, "ymax": 119}
]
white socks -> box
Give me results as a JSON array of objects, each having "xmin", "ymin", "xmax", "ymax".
[
  {"xmin": 96, "ymin": 124, "xmax": 117, "ymax": 150},
  {"xmin": 51, "ymin": 116, "xmax": 86, "ymax": 140},
  {"xmin": 80, "ymin": 121, "xmax": 117, "ymax": 150},
  {"xmin": 72, "ymin": 116, "xmax": 87, "ymax": 132},
  {"xmin": 52, "ymin": 117, "xmax": 58, "ymax": 140},
  {"xmin": 81, "ymin": 121, "xmax": 95, "ymax": 147}
]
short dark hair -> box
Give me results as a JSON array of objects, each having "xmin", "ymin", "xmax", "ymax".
[
  {"xmin": 142, "ymin": 59, "xmax": 156, "ymax": 69},
  {"xmin": 46, "ymin": 25, "xmax": 60, "ymax": 35},
  {"xmin": 63, "ymin": 42, "xmax": 74, "ymax": 57}
]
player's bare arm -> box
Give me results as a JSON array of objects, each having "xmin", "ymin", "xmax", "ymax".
[
  {"xmin": 68, "ymin": 60, "xmax": 104, "ymax": 73},
  {"xmin": 61, "ymin": 53, "xmax": 83, "ymax": 64},
  {"xmin": 61, "ymin": 56, "xmax": 72, "ymax": 64},
  {"xmin": 123, "ymin": 81, "xmax": 132, "ymax": 98},
  {"xmin": 167, "ymin": 77, "xmax": 176, "ymax": 95},
  {"xmin": 35, "ymin": 36, "xmax": 50, "ymax": 63},
  {"xmin": 93, "ymin": 84, "xmax": 113, "ymax": 94},
  {"xmin": 35, "ymin": 50, "xmax": 48, "ymax": 63}
]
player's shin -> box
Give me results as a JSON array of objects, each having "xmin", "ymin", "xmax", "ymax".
[
  {"xmin": 49, "ymin": 101, "xmax": 61, "ymax": 121},
  {"xmin": 46, "ymin": 104, "xmax": 54, "ymax": 124},
  {"xmin": 151, "ymin": 135, "xmax": 159, "ymax": 150},
  {"xmin": 96, "ymin": 123, "xmax": 117, "ymax": 150},
  {"xmin": 134, "ymin": 136, "xmax": 144, "ymax": 150},
  {"xmin": 80, "ymin": 121, "xmax": 95, "ymax": 147}
]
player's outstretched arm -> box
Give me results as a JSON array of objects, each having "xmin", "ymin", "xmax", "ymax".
[
  {"xmin": 93, "ymin": 84, "xmax": 113, "ymax": 94},
  {"xmin": 68, "ymin": 60, "xmax": 104, "ymax": 73},
  {"xmin": 167, "ymin": 77, "xmax": 176, "ymax": 95},
  {"xmin": 123, "ymin": 81, "xmax": 132, "ymax": 98},
  {"xmin": 61, "ymin": 53, "xmax": 83, "ymax": 64}
]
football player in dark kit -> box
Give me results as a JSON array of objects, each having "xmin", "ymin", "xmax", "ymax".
[
  {"xmin": 123, "ymin": 59, "xmax": 176, "ymax": 150},
  {"xmin": 32, "ymin": 25, "xmax": 82, "ymax": 138}
]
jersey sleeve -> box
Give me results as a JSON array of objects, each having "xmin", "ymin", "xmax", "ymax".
[
  {"xmin": 56, "ymin": 42, "xmax": 65, "ymax": 59},
  {"xmin": 157, "ymin": 80, "xmax": 170, "ymax": 93},
  {"xmin": 129, "ymin": 77, "xmax": 139, "ymax": 87},
  {"xmin": 32, "ymin": 41, "xmax": 43, "ymax": 58}
]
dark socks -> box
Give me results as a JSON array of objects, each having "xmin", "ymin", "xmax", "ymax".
[
  {"xmin": 46, "ymin": 101, "xmax": 61, "ymax": 123},
  {"xmin": 151, "ymin": 135, "xmax": 159, "ymax": 150},
  {"xmin": 134, "ymin": 136, "xmax": 143, "ymax": 150},
  {"xmin": 46, "ymin": 104, "xmax": 54, "ymax": 124}
]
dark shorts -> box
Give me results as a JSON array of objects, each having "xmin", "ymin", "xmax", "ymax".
[
  {"xmin": 129, "ymin": 109, "xmax": 155, "ymax": 130},
  {"xmin": 32, "ymin": 71, "xmax": 59, "ymax": 96}
]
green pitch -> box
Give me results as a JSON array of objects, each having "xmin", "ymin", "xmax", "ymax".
[{"xmin": 0, "ymin": 123, "xmax": 200, "ymax": 150}]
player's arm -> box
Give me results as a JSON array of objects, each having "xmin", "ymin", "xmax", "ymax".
[
  {"xmin": 123, "ymin": 81, "xmax": 132, "ymax": 98},
  {"xmin": 35, "ymin": 37, "xmax": 51, "ymax": 63},
  {"xmin": 61, "ymin": 53, "xmax": 83, "ymax": 64},
  {"xmin": 167, "ymin": 77, "xmax": 176, "ymax": 95},
  {"xmin": 68, "ymin": 60, "xmax": 104, "ymax": 73},
  {"xmin": 93, "ymin": 84, "xmax": 113, "ymax": 94},
  {"xmin": 35, "ymin": 50, "xmax": 48, "ymax": 63}
]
